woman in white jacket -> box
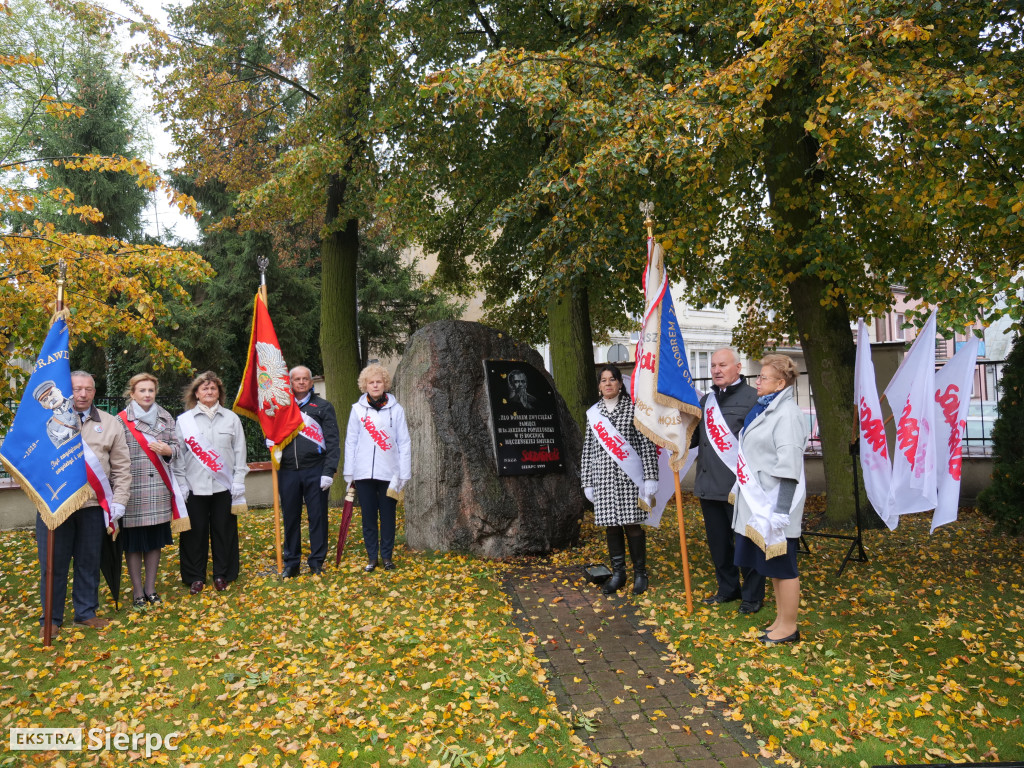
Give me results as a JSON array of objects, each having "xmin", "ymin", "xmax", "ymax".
[
  {"xmin": 343, "ymin": 364, "xmax": 412, "ymax": 572},
  {"xmin": 732, "ymin": 354, "xmax": 809, "ymax": 645}
]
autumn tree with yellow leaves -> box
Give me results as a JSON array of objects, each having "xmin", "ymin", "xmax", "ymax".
[
  {"xmin": 0, "ymin": 0, "xmax": 213, "ymax": 426},
  {"xmin": 418, "ymin": 0, "xmax": 1023, "ymax": 525}
]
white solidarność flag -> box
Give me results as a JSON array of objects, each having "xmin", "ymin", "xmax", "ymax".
[
  {"xmin": 854, "ymin": 319, "xmax": 895, "ymax": 529},
  {"xmin": 883, "ymin": 310, "xmax": 938, "ymax": 521},
  {"xmin": 931, "ymin": 336, "xmax": 979, "ymax": 533}
]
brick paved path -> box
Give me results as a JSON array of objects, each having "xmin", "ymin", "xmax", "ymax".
[{"xmin": 504, "ymin": 563, "xmax": 770, "ymax": 768}]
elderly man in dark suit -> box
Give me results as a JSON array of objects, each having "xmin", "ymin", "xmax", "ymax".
[{"xmin": 691, "ymin": 348, "xmax": 765, "ymax": 613}]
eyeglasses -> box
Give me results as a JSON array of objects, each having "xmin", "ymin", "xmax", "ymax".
[{"xmin": 755, "ymin": 374, "xmax": 781, "ymax": 383}]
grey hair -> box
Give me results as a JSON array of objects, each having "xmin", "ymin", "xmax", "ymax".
[{"xmin": 712, "ymin": 347, "xmax": 741, "ymax": 366}]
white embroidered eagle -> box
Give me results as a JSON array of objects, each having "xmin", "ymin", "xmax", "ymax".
[{"xmin": 255, "ymin": 342, "xmax": 292, "ymax": 417}]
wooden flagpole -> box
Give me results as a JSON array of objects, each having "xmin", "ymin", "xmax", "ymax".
[
  {"xmin": 41, "ymin": 261, "xmax": 68, "ymax": 647},
  {"xmin": 642, "ymin": 205, "xmax": 694, "ymax": 613},
  {"xmin": 257, "ymin": 257, "xmax": 285, "ymax": 576}
]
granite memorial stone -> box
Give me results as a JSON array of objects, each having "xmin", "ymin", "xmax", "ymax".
[{"xmin": 393, "ymin": 321, "xmax": 585, "ymax": 557}]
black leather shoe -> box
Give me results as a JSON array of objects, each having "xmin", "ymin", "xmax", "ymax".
[
  {"xmin": 762, "ymin": 630, "xmax": 800, "ymax": 645},
  {"xmin": 364, "ymin": 562, "xmax": 378, "ymax": 573},
  {"xmin": 310, "ymin": 564, "xmax": 323, "ymax": 575},
  {"xmin": 382, "ymin": 561, "xmax": 395, "ymax": 571},
  {"xmin": 702, "ymin": 593, "xmax": 741, "ymax": 605},
  {"xmin": 283, "ymin": 566, "xmax": 300, "ymax": 579},
  {"xmin": 738, "ymin": 600, "xmax": 763, "ymax": 614}
]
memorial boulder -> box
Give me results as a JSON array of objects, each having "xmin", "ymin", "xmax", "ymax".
[{"xmin": 393, "ymin": 321, "xmax": 585, "ymax": 557}]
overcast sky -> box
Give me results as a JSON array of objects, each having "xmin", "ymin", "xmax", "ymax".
[{"xmin": 108, "ymin": 0, "xmax": 201, "ymax": 243}]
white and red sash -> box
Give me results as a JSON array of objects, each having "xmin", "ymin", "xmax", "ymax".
[
  {"xmin": 118, "ymin": 411, "xmax": 190, "ymax": 533},
  {"xmin": 586, "ymin": 403, "xmax": 653, "ymax": 511},
  {"xmin": 734, "ymin": 442, "xmax": 787, "ymax": 558},
  {"xmin": 703, "ymin": 392, "xmax": 740, "ymax": 476},
  {"xmin": 359, "ymin": 409, "xmax": 393, "ymax": 451},
  {"xmin": 81, "ymin": 440, "xmax": 116, "ymax": 535},
  {"xmin": 178, "ymin": 410, "xmax": 247, "ymax": 514},
  {"xmin": 299, "ymin": 411, "xmax": 327, "ymax": 450}
]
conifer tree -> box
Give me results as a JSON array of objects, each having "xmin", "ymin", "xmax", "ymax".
[{"xmin": 979, "ymin": 335, "xmax": 1024, "ymax": 535}]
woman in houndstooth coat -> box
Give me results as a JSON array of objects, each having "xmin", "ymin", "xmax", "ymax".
[
  {"xmin": 581, "ymin": 365, "xmax": 658, "ymax": 595},
  {"xmin": 119, "ymin": 373, "xmax": 180, "ymax": 610}
]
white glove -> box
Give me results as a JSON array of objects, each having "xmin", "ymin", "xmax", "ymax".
[
  {"xmin": 344, "ymin": 475, "xmax": 353, "ymax": 486},
  {"xmin": 769, "ymin": 512, "xmax": 790, "ymax": 532},
  {"xmin": 231, "ymin": 482, "xmax": 246, "ymax": 499},
  {"xmin": 265, "ymin": 438, "xmax": 275, "ymax": 448},
  {"xmin": 643, "ymin": 480, "xmax": 658, "ymax": 498},
  {"xmin": 583, "ymin": 487, "xmax": 594, "ymax": 503},
  {"xmin": 391, "ymin": 475, "xmax": 408, "ymax": 493},
  {"xmin": 110, "ymin": 503, "xmax": 126, "ymax": 523},
  {"xmin": 320, "ymin": 475, "xmax": 334, "ymax": 491}
]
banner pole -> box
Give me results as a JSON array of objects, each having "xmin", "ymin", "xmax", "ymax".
[
  {"xmin": 639, "ymin": 204, "xmax": 694, "ymax": 612},
  {"xmin": 672, "ymin": 471, "xmax": 694, "ymax": 613},
  {"xmin": 257, "ymin": 273, "xmax": 285, "ymax": 577},
  {"xmin": 42, "ymin": 261, "xmax": 69, "ymax": 646}
]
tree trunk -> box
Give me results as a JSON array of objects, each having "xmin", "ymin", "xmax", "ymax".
[
  {"xmin": 547, "ymin": 280, "xmax": 597, "ymax": 431},
  {"xmin": 788, "ymin": 276, "xmax": 860, "ymax": 527},
  {"xmin": 320, "ymin": 174, "xmax": 361, "ymax": 432},
  {"xmin": 764, "ymin": 65, "xmax": 861, "ymax": 527}
]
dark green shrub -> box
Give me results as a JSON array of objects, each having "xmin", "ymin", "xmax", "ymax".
[{"xmin": 979, "ymin": 334, "xmax": 1024, "ymax": 535}]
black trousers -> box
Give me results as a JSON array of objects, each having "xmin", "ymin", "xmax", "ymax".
[
  {"xmin": 355, "ymin": 479, "xmax": 397, "ymax": 563},
  {"xmin": 36, "ymin": 505, "xmax": 104, "ymax": 625},
  {"xmin": 279, "ymin": 465, "xmax": 329, "ymax": 570},
  {"xmin": 179, "ymin": 491, "xmax": 239, "ymax": 584},
  {"xmin": 699, "ymin": 497, "xmax": 765, "ymax": 602}
]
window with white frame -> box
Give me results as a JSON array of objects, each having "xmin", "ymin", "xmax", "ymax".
[{"xmin": 690, "ymin": 350, "xmax": 711, "ymax": 379}]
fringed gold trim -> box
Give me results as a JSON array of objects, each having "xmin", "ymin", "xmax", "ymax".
[
  {"xmin": 386, "ymin": 488, "xmax": 401, "ymax": 501},
  {"xmin": 745, "ymin": 523, "xmax": 768, "ymax": 554},
  {"xmin": 267, "ymin": 424, "xmax": 304, "ymax": 470},
  {"xmin": 171, "ymin": 516, "xmax": 191, "ymax": 534},
  {"xmin": 232, "ymin": 404, "xmax": 259, "ymax": 422},
  {"xmin": 636, "ymin": 496, "xmax": 652, "ymax": 513},
  {"xmin": 764, "ymin": 541, "xmax": 788, "ymax": 560},
  {"xmin": 232, "ymin": 293, "xmax": 262, "ymax": 418},
  {"xmin": 230, "ymin": 503, "xmax": 247, "ymax": 516},
  {"xmin": 745, "ymin": 524, "xmax": 788, "ymax": 560},
  {"xmin": 633, "ymin": 404, "xmax": 702, "ymax": 473},
  {"xmin": 727, "ymin": 492, "xmax": 736, "ymax": 505},
  {"xmin": 0, "ymin": 457, "xmax": 93, "ymax": 530},
  {"xmin": 634, "ymin": 418, "xmax": 678, "ymax": 458},
  {"xmin": 49, "ymin": 307, "xmax": 71, "ymax": 325}
]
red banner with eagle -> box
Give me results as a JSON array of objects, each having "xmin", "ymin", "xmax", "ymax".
[{"xmin": 233, "ymin": 292, "xmax": 304, "ymax": 468}]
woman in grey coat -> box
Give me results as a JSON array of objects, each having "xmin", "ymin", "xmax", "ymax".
[
  {"xmin": 732, "ymin": 354, "xmax": 809, "ymax": 645},
  {"xmin": 581, "ymin": 365, "xmax": 658, "ymax": 595},
  {"xmin": 119, "ymin": 373, "xmax": 181, "ymax": 610}
]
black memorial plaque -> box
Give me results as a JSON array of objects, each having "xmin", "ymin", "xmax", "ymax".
[{"xmin": 483, "ymin": 359, "xmax": 565, "ymax": 476}]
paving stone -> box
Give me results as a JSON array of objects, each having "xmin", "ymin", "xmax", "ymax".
[
  {"xmin": 503, "ymin": 563, "xmax": 773, "ymax": 767},
  {"xmin": 720, "ymin": 758, "xmax": 764, "ymax": 768},
  {"xmin": 642, "ymin": 748, "xmax": 681, "ymax": 766},
  {"xmin": 673, "ymin": 744, "xmax": 715, "ymax": 760},
  {"xmin": 592, "ymin": 736, "xmax": 632, "ymax": 753}
]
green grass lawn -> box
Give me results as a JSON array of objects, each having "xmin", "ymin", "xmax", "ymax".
[
  {"xmin": 0, "ymin": 509, "xmax": 600, "ymax": 768},
  {"xmin": 2, "ymin": 496, "xmax": 1021, "ymax": 768},
  {"xmin": 617, "ymin": 496, "xmax": 1024, "ymax": 767}
]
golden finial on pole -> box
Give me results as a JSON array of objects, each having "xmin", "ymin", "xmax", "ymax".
[{"xmin": 639, "ymin": 201, "xmax": 655, "ymax": 239}]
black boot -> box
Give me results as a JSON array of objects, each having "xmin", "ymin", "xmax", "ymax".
[
  {"xmin": 625, "ymin": 525, "xmax": 648, "ymax": 595},
  {"xmin": 602, "ymin": 526, "xmax": 627, "ymax": 594}
]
